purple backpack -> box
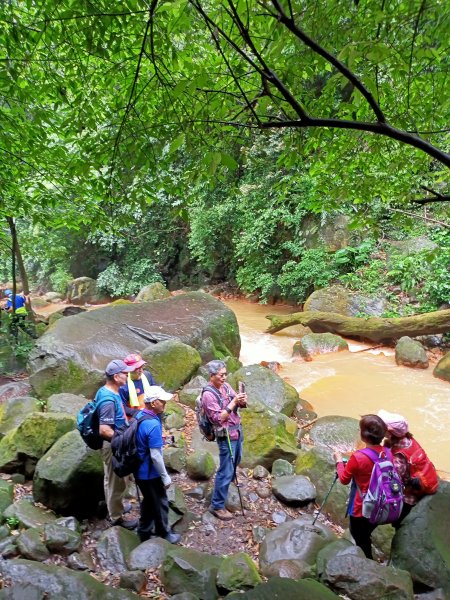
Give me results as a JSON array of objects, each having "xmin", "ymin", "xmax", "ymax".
[{"xmin": 357, "ymin": 447, "xmax": 404, "ymax": 525}]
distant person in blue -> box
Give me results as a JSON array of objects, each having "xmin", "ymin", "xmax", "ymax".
[
  {"xmin": 3, "ymin": 289, "xmax": 35, "ymax": 338},
  {"xmin": 97, "ymin": 359, "xmax": 138, "ymax": 530},
  {"xmin": 119, "ymin": 353, "xmax": 157, "ymax": 418},
  {"xmin": 134, "ymin": 386, "xmax": 181, "ymax": 544}
]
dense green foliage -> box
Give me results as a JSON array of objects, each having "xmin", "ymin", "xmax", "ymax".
[{"xmin": 0, "ymin": 1, "xmax": 449, "ymax": 313}]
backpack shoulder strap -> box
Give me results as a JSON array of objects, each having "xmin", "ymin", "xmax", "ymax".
[{"xmin": 202, "ymin": 384, "xmax": 224, "ymax": 406}]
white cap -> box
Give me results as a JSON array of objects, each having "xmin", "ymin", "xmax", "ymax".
[{"xmin": 144, "ymin": 386, "xmax": 173, "ymax": 403}]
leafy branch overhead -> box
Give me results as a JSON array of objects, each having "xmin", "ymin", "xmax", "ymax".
[{"xmin": 0, "ymin": 0, "xmax": 449, "ymax": 212}]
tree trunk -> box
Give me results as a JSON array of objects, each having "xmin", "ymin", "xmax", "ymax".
[
  {"xmin": 265, "ymin": 310, "xmax": 450, "ymax": 343},
  {"xmin": 6, "ymin": 216, "xmax": 34, "ymax": 320}
]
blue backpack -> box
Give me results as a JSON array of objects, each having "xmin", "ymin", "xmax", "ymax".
[{"xmin": 76, "ymin": 395, "xmax": 112, "ymax": 450}]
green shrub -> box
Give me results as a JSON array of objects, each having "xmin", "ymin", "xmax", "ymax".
[{"xmin": 97, "ymin": 259, "xmax": 163, "ymax": 298}]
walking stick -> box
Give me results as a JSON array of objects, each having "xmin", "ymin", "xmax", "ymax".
[
  {"xmin": 225, "ymin": 429, "xmax": 245, "ymax": 516},
  {"xmin": 312, "ymin": 472, "xmax": 339, "ymax": 525}
]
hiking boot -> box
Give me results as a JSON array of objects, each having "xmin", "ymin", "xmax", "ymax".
[
  {"xmin": 107, "ymin": 516, "xmax": 138, "ymax": 530},
  {"xmin": 209, "ymin": 507, "xmax": 233, "ymax": 521},
  {"xmin": 164, "ymin": 531, "xmax": 181, "ymax": 544}
]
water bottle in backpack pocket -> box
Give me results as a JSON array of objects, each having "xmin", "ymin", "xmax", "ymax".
[{"xmin": 357, "ymin": 447, "xmax": 404, "ymax": 525}]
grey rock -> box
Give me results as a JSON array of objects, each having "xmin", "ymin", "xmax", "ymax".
[
  {"xmin": 271, "ymin": 459, "xmax": 294, "ymax": 478},
  {"xmin": 271, "ymin": 475, "xmax": 316, "ymax": 506},
  {"xmin": 224, "ymin": 577, "xmax": 341, "ymax": 599},
  {"xmin": 391, "ymin": 482, "xmax": 450, "ymax": 595},
  {"xmin": 216, "ymin": 552, "xmax": 262, "ymax": 592},
  {"xmin": 259, "ymin": 516, "xmax": 336, "ymax": 577},
  {"xmin": 33, "ymin": 430, "xmax": 104, "ymax": 518},
  {"xmin": 186, "ymin": 450, "xmax": 216, "ymax": 480},
  {"xmin": 67, "ymin": 551, "xmax": 95, "ymax": 571},
  {"xmin": 128, "ymin": 538, "xmax": 170, "ymax": 570},
  {"xmin": 252, "ymin": 465, "xmax": 270, "ymax": 480},
  {"xmin": 0, "ymin": 396, "xmax": 38, "ymax": 438},
  {"xmin": 43, "ymin": 523, "xmax": 81, "ymax": 555},
  {"xmin": 321, "ymin": 554, "xmax": 414, "ymax": 600},
  {"xmin": 28, "ymin": 292, "xmax": 240, "ymax": 398},
  {"xmin": 96, "ymin": 526, "xmax": 140, "ymax": 573},
  {"xmin": 119, "ymin": 570, "xmax": 147, "ymax": 592},
  {"xmin": 16, "ymin": 528, "xmax": 50, "ymax": 561},
  {"xmin": 136, "ymin": 282, "xmax": 171, "ymax": 302},
  {"xmin": 228, "ymin": 364, "xmax": 299, "ymax": 417},
  {"xmin": 164, "ymin": 447, "xmax": 186, "ymax": 473},
  {"xmin": 0, "ymin": 558, "xmax": 139, "ymax": 599},
  {"xmin": 395, "ymin": 336, "xmax": 429, "ymax": 369},
  {"xmin": 46, "ymin": 393, "xmax": 87, "ymax": 415},
  {"xmin": 160, "ymin": 546, "xmax": 223, "ymax": 599},
  {"xmin": 304, "ymin": 284, "xmax": 386, "ymax": 317},
  {"xmin": 272, "ymin": 511, "xmax": 287, "ymax": 524},
  {"xmin": 293, "ymin": 333, "xmax": 348, "ymax": 361},
  {"xmin": 178, "ymin": 375, "xmax": 208, "ymax": 409},
  {"xmin": 3, "ymin": 499, "xmax": 57, "ymax": 528}
]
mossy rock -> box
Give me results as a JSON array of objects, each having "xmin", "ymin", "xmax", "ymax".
[
  {"xmin": 136, "ymin": 282, "xmax": 171, "ymax": 302},
  {"xmin": 164, "ymin": 400, "xmax": 186, "ymax": 429},
  {"xmin": 226, "ymin": 577, "xmax": 341, "ymax": 599},
  {"xmin": 186, "ymin": 450, "xmax": 216, "ymax": 480},
  {"xmin": 395, "ymin": 336, "xmax": 429, "ymax": 369},
  {"xmin": 143, "ymin": 340, "xmax": 202, "ymax": 392},
  {"xmin": 46, "ymin": 393, "xmax": 87, "ymax": 415},
  {"xmin": 241, "ymin": 400, "xmax": 298, "ymax": 469},
  {"xmin": 228, "ymin": 364, "xmax": 299, "ymax": 417},
  {"xmin": 0, "ymin": 480, "xmax": 14, "ymax": 520},
  {"xmin": 3, "ymin": 499, "xmax": 57, "ymax": 528},
  {"xmin": 216, "ymin": 552, "xmax": 261, "ymax": 592},
  {"xmin": 179, "ymin": 375, "xmax": 208, "ymax": 409},
  {"xmin": 433, "ymin": 350, "xmax": 450, "ymax": 383},
  {"xmin": 33, "ymin": 430, "xmax": 104, "ymax": 518},
  {"xmin": 293, "ymin": 333, "xmax": 348, "ymax": 361},
  {"xmin": 0, "ymin": 396, "xmax": 39, "ymax": 439},
  {"xmin": 304, "ymin": 284, "xmax": 386, "ymax": 317},
  {"xmin": 0, "ymin": 412, "xmax": 76, "ymax": 475}
]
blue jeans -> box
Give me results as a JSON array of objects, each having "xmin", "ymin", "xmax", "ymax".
[{"xmin": 211, "ymin": 433, "xmax": 242, "ymax": 510}]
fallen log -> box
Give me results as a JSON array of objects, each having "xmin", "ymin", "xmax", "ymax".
[{"xmin": 265, "ymin": 309, "xmax": 450, "ymax": 343}]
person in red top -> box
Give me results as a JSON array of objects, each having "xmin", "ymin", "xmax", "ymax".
[
  {"xmin": 378, "ymin": 409, "xmax": 439, "ymax": 528},
  {"xmin": 334, "ymin": 414, "xmax": 387, "ymax": 559}
]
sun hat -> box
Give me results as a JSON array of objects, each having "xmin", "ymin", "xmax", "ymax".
[
  {"xmin": 144, "ymin": 386, "xmax": 173, "ymax": 403},
  {"xmin": 105, "ymin": 359, "xmax": 134, "ymax": 377},
  {"xmin": 377, "ymin": 409, "xmax": 409, "ymax": 437},
  {"xmin": 123, "ymin": 353, "xmax": 146, "ymax": 370}
]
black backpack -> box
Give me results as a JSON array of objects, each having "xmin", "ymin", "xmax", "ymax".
[
  {"xmin": 195, "ymin": 384, "xmax": 232, "ymax": 442},
  {"xmin": 77, "ymin": 396, "xmax": 112, "ymax": 450},
  {"xmin": 111, "ymin": 414, "xmax": 156, "ymax": 477}
]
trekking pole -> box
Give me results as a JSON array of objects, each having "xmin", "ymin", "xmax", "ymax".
[
  {"xmin": 225, "ymin": 429, "xmax": 245, "ymax": 516},
  {"xmin": 312, "ymin": 472, "xmax": 339, "ymax": 526}
]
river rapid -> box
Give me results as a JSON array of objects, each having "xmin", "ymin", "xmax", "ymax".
[{"xmin": 223, "ymin": 299, "xmax": 450, "ymax": 475}]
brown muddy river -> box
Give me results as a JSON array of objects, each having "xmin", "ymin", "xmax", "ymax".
[{"xmin": 223, "ymin": 300, "xmax": 450, "ymax": 475}]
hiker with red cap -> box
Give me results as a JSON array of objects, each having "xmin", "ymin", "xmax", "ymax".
[
  {"xmin": 119, "ymin": 353, "xmax": 157, "ymax": 418},
  {"xmin": 378, "ymin": 409, "xmax": 439, "ymax": 527}
]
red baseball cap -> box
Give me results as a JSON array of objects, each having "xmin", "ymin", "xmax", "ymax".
[{"xmin": 123, "ymin": 353, "xmax": 146, "ymax": 370}]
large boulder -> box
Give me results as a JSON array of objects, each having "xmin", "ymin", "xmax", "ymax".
[
  {"xmin": 309, "ymin": 416, "xmax": 359, "ymax": 450},
  {"xmin": 390, "ymin": 482, "xmax": 450, "ymax": 595},
  {"xmin": 295, "ymin": 447, "xmax": 349, "ymax": 527},
  {"xmin": 128, "ymin": 538, "xmax": 170, "ymax": 571},
  {"xmin": 320, "ymin": 554, "xmax": 414, "ymax": 599},
  {"xmin": 66, "ymin": 277, "xmax": 108, "ymax": 305},
  {"xmin": 304, "ymin": 285, "xmax": 386, "ymax": 317},
  {"xmin": 142, "ymin": 340, "xmax": 202, "ymax": 392},
  {"xmin": 0, "ymin": 480, "xmax": 14, "ymax": 519},
  {"xmin": 33, "ymin": 430, "xmax": 104, "ymax": 517},
  {"xmin": 179, "ymin": 375, "xmax": 208, "ymax": 409},
  {"xmin": 0, "ymin": 396, "xmax": 38, "ymax": 439},
  {"xmin": 28, "ymin": 292, "xmax": 240, "ymax": 398},
  {"xmin": 433, "ymin": 351, "xmax": 450, "ymax": 383},
  {"xmin": 395, "ymin": 336, "xmax": 429, "ymax": 369},
  {"xmin": 0, "ymin": 412, "xmax": 76, "ymax": 475},
  {"xmin": 0, "ymin": 559, "xmax": 139, "ymax": 599},
  {"xmin": 3, "ymin": 499, "xmax": 57, "ymax": 528},
  {"xmin": 160, "ymin": 546, "xmax": 223, "ymax": 599},
  {"xmin": 240, "ymin": 400, "xmax": 298, "ymax": 469},
  {"xmin": 228, "ymin": 364, "xmax": 299, "ymax": 417},
  {"xmin": 259, "ymin": 516, "xmax": 336, "ymax": 578},
  {"xmin": 135, "ymin": 282, "xmax": 171, "ymax": 302},
  {"xmin": 293, "ymin": 333, "xmax": 348, "ymax": 361}
]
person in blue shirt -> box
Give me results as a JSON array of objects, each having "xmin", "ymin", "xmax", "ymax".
[
  {"xmin": 97, "ymin": 359, "xmax": 137, "ymax": 530},
  {"xmin": 134, "ymin": 386, "xmax": 181, "ymax": 544},
  {"xmin": 3, "ymin": 289, "xmax": 36, "ymax": 338},
  {"xmin": 119, "ymin": 353, "xmax": 157, "ymax": 418}
]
